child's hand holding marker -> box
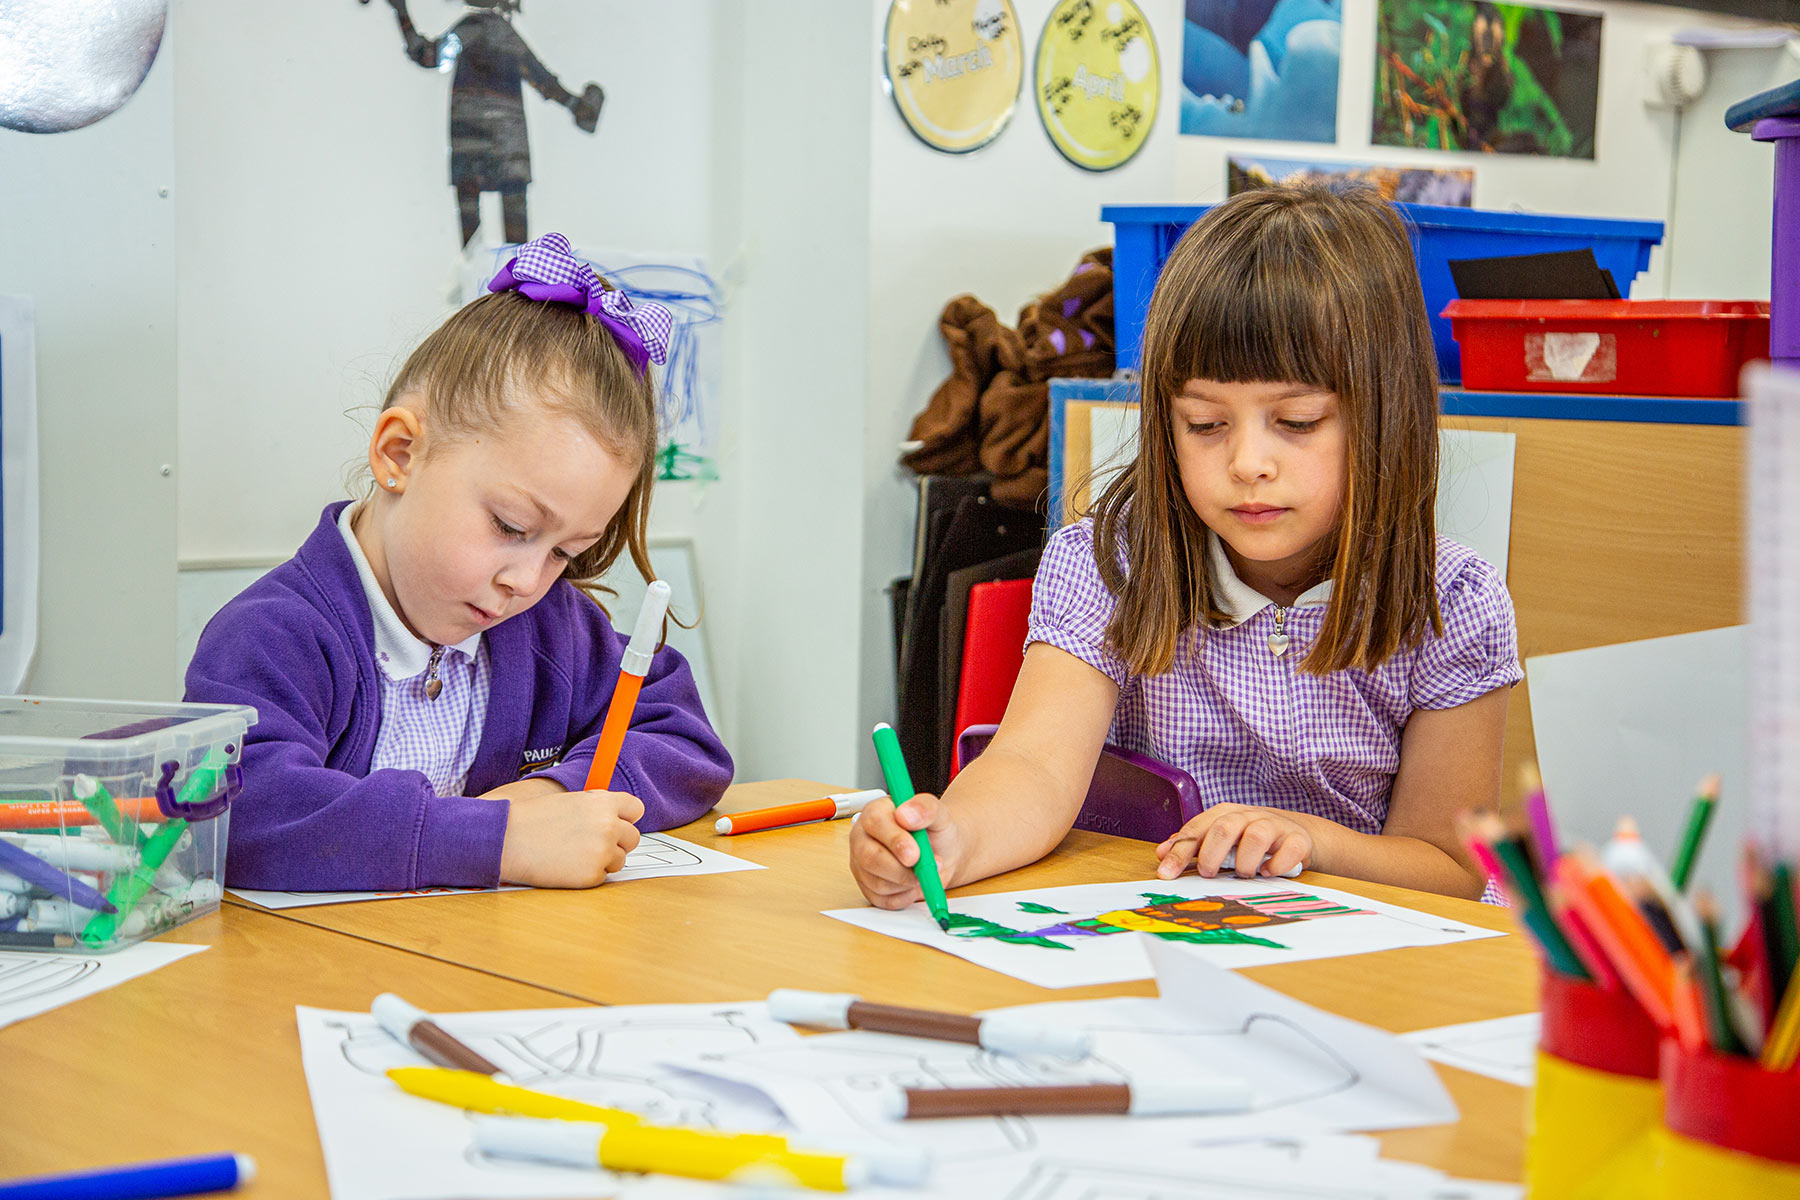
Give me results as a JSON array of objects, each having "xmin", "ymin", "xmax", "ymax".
[
  {"xmin": 492, "ymin": 778, "xmax": 643, "ymax": 888},
  {"xmin": 852, "ymin": 724, "xmax": 957, "ymax": 924}
]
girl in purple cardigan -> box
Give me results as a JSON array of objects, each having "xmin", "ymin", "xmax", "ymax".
[{"xmin": 187, "ymin": 234, "xmax": 732, "ymax": 892}]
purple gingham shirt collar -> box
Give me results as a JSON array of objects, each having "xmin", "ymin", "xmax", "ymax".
[
  {"xmin": 1206, "ymin": 531, "xmax": 1334, "ymax": 627},
  {"xmin": 338, "ymin": 504, "xmax": 481, "ymax": 679}
]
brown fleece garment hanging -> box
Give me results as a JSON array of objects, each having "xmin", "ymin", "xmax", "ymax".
[
  {"xmin": 902, "ymin": 296, "xmax": 1023, "ymax": 478},
  {"xmin": 981, "ymin": 248, "xmax": 1115, "ymax": 509}
]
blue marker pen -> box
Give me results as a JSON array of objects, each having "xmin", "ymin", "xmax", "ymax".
[{"xmin": 0, "ymin": 1152, "xmax": 254, "ymax": 1200}]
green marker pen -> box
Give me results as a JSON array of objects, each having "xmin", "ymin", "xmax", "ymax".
[
  {"xmin": 80, "ymin": 815, "xmax": 187, "ymax": 945},
  {"xmin": 871, "ymin": 722, "xmax": 951, "ymax": 931},
  {"xmin": 80, "ymin": 752, "xmax": 224, "ymax": 945},
  {"xmin": 71, "ymin": 774, "xmax": 140, "ymax": 847}
]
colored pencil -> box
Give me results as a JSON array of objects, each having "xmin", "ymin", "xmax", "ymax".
[
  {"xmin": 1760, "ymin": 961, "xmax": 1800, "ymax": 1071},
  {"xmin": 1555, "ymin": 850, "xmax": 1675, "ymax": 1029},
  {"xmin": 1668, "ymin": 773, "xmax": 1719, "ymax": 891},
  {"xmin": 1519, "ymin": 762, "xmax": 1559, "ymax": 871},
  {"xmin": 1693, "ymin": 892, "xmax": 1749, "ymax": 1056}
]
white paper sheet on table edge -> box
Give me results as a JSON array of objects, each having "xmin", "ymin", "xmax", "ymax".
[
  {"xmin": 230, "ymin": 832, "xmax": 761, "ymax": 908},
  {"xmin": 1401, "ymin": 1012, "xmax": 1541, "ymax": 1088},
  {"xmin": 0, "ymin": 940, "xmax": 207, "ymax": 1031}
]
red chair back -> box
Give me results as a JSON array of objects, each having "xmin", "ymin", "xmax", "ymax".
[{"xmin": 948, "ymin": 577, "xmax": 1034, "ymax": 780}]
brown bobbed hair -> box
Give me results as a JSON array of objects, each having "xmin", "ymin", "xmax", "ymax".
[
  {"xmin": 1089, "ymin": 184, "xmax": 1443, "ymax": 676},
  {"xmin": 381, "ymin": 288, "xmax": 658, "ymax": 615}
]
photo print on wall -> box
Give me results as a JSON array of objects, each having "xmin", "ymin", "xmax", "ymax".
[
  {"xmin": 1180, "ymin": 0, "xmax": 1342, "ymax": 142},
  {"xmin": 1373, "ymin": 0, "xmax": 1602, "ymax": 158},
  {"xmin": 1228, "ymin": 154, "xmax": 1474, "ymax": 204}
]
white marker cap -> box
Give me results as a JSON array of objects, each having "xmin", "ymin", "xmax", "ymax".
[
  {"xmin": 620, "ymin": 581, "xmax": 672, "ymax": 676},
  {"xmin": 231, "ymin": 1155, "xmax": 257, "ymax": 1186},
  {"xmin": 765, "ymin": 989, "xmax": 857, "ymax": 1028},
  {"xmin": 976, "ymin": 1016, "xmax": 1093, "ymax": 1061},
  {"xmin": 1129, "ymin": 1074, "xmax": 1253, "ymax": 1115},
  {"xmin": 370, "ymin": 992, "xmax": 425, "ymax": 1043},
  {"xmin": 830, "ymin": 788, "xmax": 888, "ymax": 817},
  {"xmin": 472, "ymin": 1115, "xmax": 601, "ymax": 1168}
]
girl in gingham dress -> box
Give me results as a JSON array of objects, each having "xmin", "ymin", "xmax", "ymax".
[{"xmin": 851, "ymin": 186, "xmax": 1520, "ymax": 904}]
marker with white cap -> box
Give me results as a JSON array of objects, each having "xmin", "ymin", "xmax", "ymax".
[
  {"xmin": 767, "ymin": 989, "xmax": 1093, "ymax": 1060},
  {"xmin": 581, "ymin": 580, "xmax": 671, "ymax": 792}
]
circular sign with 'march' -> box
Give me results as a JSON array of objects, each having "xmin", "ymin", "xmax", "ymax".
[{"xmin": 883, "ymin": 0, "xmax": 1024, "ymax": 154}]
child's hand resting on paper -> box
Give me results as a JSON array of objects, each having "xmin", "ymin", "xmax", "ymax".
[
  {"xmin": 849, "ymin": 793, "xmax": 966, "ymax": 909},
  {"xmin": 484, "ymin": 778, "xmax": 644, "ymax": 888},
  {"xmin": 1155, "ymin": 803, "xmax": 1314, "ymax": 881}
]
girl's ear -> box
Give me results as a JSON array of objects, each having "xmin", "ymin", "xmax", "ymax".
[{"xmin": 369, "ymin": 406, "xmax": 426, "ymax": 493}]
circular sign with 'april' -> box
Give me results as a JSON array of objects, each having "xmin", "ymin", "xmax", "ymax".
[
  {"xmin": 883, "ymin": 0, "xmax": 1024, "ymax": 154},
  {"xmin": 1035, "ymin": 0, "xmax": 1159, "ymax": 171}
]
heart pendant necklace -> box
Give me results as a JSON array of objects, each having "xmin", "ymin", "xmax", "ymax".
[
  {"xmin": 424, "ymin": 645, "xmax": 445, "ymax": 701},
  {"xmin": 1268, "ymin": 606, "xmax": 1290, "ymax": 658}
]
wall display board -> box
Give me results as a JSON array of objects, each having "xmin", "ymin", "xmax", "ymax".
[
  {"xmin": 1035, "ymin": 0, "xmax": 1161, "ymax": 171},
  {"xmin": 883, "ymin": 0, "xmax": 1025, "ymax": 153}
]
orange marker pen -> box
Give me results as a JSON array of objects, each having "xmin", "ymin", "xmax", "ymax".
[
  {"xmin": 714, "ymin": 790, "xmax": 885, "ymax": 835},
  {"xmin": 582, "ymin": 581, "xmax": 671, "ymax": 792}
]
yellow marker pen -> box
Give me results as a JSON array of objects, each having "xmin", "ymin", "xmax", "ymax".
[
  {"xmin": 470, "ymin": 1116, "xmax": 867, "ymax": 1191},
  {"xmin": 386, "ymin": 1068, "xmax": 642, "ymax": 1126}
]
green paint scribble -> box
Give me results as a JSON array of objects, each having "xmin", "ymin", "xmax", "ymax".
[
  {"xmin": 1138, "ymin": 892, "xmax": 1189, "ymax": 905},
  {"xmin": 943, "ymin": 911, "xmax": 1073, "ymax": 950},
  {"xmin": 1017, "ymin": 902, "xmax": 1066, "ymax": 914}
]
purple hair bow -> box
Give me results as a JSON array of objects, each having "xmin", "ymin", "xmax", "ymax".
[{"xmin": 487, "ymin": 232, "xmax": 673, "ymax": 375}]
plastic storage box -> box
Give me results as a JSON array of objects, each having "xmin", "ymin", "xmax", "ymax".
[
  {"xmin": 1446, "ymin": 299, "xmax": 1771, "ymax": 397},
  {"xmin": 0, "ymin": 697, "xmax": 255, "ymax": 953},
  {"xmin": 1104, "ymin": 203, "xmax": 1665, "ymax": 383}
]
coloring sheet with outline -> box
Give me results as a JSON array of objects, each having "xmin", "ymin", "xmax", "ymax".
[
  {"xmin": 0, "ymin": 942, "xmax": 206, "ymax": 1031},
  {"xmin": 233, "ymin": 833, "xmax": 759, "ymax": 909},
  {"xmin": 1401, "ymin": 1013, "xmax": 1540, "ymax": 1089},
  {"xmin": 675, "ymin": 939, "xmax": 1458, "ymax": 1167},
  {"xmin": 823, "ymin": 876, "xmax": 1503, "ymax": 988},
  {"xmin": 296, "ymin": 965, "xmax": 1500, "ymax": 1200},
  {"xmin": 298, "ymin": 1001, "xmax": 805, "ymax": 1200}
]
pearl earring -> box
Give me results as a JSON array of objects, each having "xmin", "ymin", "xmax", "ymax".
[{"xmin": 386, "ymin": 478, "xmax": 398, "ymax": 488}]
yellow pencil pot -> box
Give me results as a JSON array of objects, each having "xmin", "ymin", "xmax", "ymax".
[
  {"xmin": 1645, "ymin": 1041, "xmax": 1800, "ymax": 1198},
  {"xmin": 1525, "ymin": 972, "xmax": 1663, "ymax": 1199}
]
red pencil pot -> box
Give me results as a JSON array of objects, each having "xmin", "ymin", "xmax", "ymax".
[
  {"xmin": 1651, "ymin": 1042, "xmax": 1800, "ymax": 1194},
  {"xmin": 1526, "ymin": 972, "xmax": 1664, "ymax": 1198}
]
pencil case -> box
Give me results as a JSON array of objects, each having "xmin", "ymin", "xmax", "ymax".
[
  {"xmin": 1525, "ymin": 971, "xmax": 1663, "ymax": 1199},
  {"xmin": 1646, "ymin": 1041, "xmax": 1800, "ymax": 1196},
  {"xmin": 0, "ymin": 696, "xmax": 255, "ymax": 954}
]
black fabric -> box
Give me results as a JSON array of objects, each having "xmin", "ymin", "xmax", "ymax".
[{"xmin": 894, "ymin": 488, "xmax": 1042, "ymax": 794}]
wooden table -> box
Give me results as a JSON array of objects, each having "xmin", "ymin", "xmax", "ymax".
[
  {"xmin": 225, "ymin": 778, "xmax": 1539, "ymax": 1183},
  {"xmin": 0, "ymin": 906, "xmax": 588, "ymax": 1199}
]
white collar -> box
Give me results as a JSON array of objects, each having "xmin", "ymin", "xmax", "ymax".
[
  {"xmin": 337, "ymin": 503, "xmax": 482, "ymax": 680},
  {"xmin": 1205, "ymin": 531, "xmax": 1334, "ymax": 627}
]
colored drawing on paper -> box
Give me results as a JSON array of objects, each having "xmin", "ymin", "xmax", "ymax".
[{"xmin": 946, "ymin": 891, "xmax": 1369, "ymax": 951}]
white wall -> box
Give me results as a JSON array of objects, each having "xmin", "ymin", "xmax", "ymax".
[
  {"xmin": 1666, "ymin": 41, "xmax": 1795, "ymax": 298},
  {"xmin": 856, "ymin": 0, "xmax": 1184, "ymax": 785},
  {"xmin": 0, "ymin": 24, "xmax": 179, "ymax": 700}
]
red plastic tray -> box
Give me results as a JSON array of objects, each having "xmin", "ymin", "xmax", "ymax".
[{"xmin": 1444, "ymin": 299, "xmax": 1770, "ymax": 398}]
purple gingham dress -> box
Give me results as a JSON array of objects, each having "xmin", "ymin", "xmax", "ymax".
[
  {"xmin": 338, "ymin": 505, "xmax": 491, "ymax": 797},
  {"xmin": 1030, "ymin": 520, "xmax": 1521, "ymax": 894}
]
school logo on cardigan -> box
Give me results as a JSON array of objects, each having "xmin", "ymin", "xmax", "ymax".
[{"xmin": 517, "ymin": 744, "xmax": 566, "ymax": 777}]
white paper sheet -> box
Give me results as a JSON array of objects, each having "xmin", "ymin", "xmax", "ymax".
[
  {"xmin": 678, "ymin": 939, "xmax": 1458, "ymax": 1163},
  {"xmin": 295, "ymin": 955, "xmax": 1509, "ymax": 1199},
  {"xmin": 1402, "ymin": 1013, "xmax": 1540, "ymax": 1088},
  {"xmin": 1527, "ymin": 627, "xmax": 1749, "ymax": 928},
  {"xmin": 231, "ymin": 833, "xmax": 760, "ymax": 909},
  {"xmin": 0, "ymin": 941, "xmax": 206, "ymax": 1030},
  {"xmin": 823, "ymin": 876, "xmax": 1501, "ymax": 989},
  {"xmin": 297, "ymin": 1002, "xmax": 803, "ymax": 1200},
  {"xmin": 1436, "ymin": 428, "xmax": 1515, "ymax": 579}
]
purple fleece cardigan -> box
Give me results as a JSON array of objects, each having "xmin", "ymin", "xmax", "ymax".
[{"xmin": 185, "ymin": 502, "xmax": 734, "ymax": 891}]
